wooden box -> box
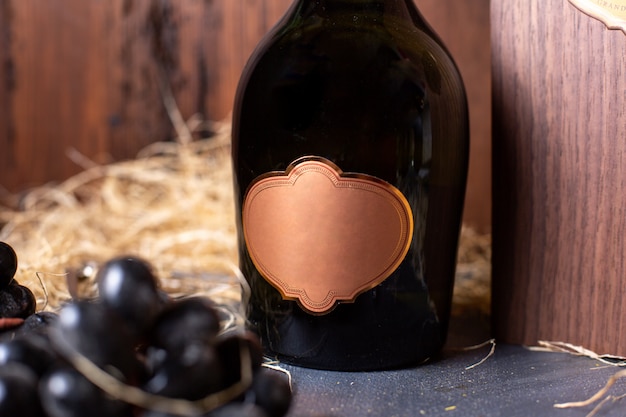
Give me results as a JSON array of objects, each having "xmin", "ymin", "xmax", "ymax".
[{"xmin": 492, "ymin": 0, "xmax": 626, "ymax": 354}]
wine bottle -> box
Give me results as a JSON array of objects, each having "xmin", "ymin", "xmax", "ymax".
[{"xmin": 231, "ymin": 0, "xmax": 469, "ymax": 371}]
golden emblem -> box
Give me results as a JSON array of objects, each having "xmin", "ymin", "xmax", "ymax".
[{"xmin": 569, "ymin": 0, "xmax": 626, "ymax": 33}]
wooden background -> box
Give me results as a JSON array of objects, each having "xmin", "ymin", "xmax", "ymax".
[
  {"xmin": 6, "ymin": 0, "xmax": 625, "ymax": 352},
  {"xmin": 491, "ymin": 0, "xmax": 626, "ymax": 354},
  {"xmin": 0, "ymin": 0, "xmax": 491, "ymax": 232}
]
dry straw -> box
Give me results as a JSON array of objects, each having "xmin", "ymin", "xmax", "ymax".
[{"xmin": 0, "ymin": 120, "xmax": 241, "ymax": 314}]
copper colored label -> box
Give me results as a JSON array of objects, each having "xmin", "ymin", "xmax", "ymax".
[
  {"xmin": 568, "ymin": 0, "xmax": 626, "ymax": 33},
  {"xmin": 242, "ymin": 157, "xmax": 413, "ymax": 315}
]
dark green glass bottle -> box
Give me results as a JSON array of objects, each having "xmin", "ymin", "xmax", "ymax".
[{"xmin": 232, "ymin": 0, "xmax": 469, "ymax": 371}]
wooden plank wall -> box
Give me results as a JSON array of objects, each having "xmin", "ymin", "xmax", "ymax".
[
  {"xmin": 491, "ymin": 0, "xmax": 626, "ymax": 353},
  {"xmin": 0, "ymin": 0, "xmax": 491, "ymax": 232}
]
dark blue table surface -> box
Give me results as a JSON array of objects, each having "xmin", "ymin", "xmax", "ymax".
[{"xmin": 282, "ymin": 315, "xmax": 626, "ymax": 417}]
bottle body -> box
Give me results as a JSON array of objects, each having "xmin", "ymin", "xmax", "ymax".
[{"xmin": 232, "ymin": 0, "xmax": 469, "ymax": 371}]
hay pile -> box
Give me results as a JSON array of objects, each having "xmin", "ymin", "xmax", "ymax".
[
  {"xmin": 453, "ymin": 226, "xmax": 491, "ymax": 316},
  {"xmin": 0, "ymin": 124, "xmax": 491, "ymax": 321},
  {"xmin": 0, "ymin": 122, "xmax": 240, "ymax": 313}
]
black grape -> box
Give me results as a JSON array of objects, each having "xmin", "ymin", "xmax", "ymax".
[
  {"xmin": 96, "ymin": 255, "xmax": 164, "ymax": 337},
  {"xmin": 15, "ymin": 311, "xmax": 59, "ymax": 338},
  {"xmin": 214, "ymin": 331, "xmax": 264, "ymax": 389},
  {"xmin": 149, "ymin": 296, "xmax": 221, "ymax": 353},
  {"xmin": 39, "ymin": 367, "xmax": 134, "ymax": 417},
  {"xmin": 0, "ymin": 281, "xmax": 37, "ymax": 319},
  {"xmin": 0, "ymin": 335, "xmax": 59, "ymax": 377},
  {"xmin": 209, "ymin": 403, "xmax": 270, "ymax": 417},
  {"xmin": 143, "ymin": 341, "xmax": 223, "ymax": 401},
  {"xmin": 0, "ymin": 363, "xmax": 45, "ymax": 417},
  {"xmin": 54, "ymin": 300, "xmax": 146, "ymax": 383},
  {"xmin": 0, "ymin": 242, "xmax": 18, "ymax": 290},
  {"xmin": 249, "ymin": 369, "xmax": 292, "ymax": 417}
]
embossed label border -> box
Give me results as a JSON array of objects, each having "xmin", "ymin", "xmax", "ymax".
[{"xmin": 242, "ymin": 156, "xmax": 414, "ymax": 315}]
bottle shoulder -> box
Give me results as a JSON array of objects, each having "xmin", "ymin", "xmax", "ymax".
[
  {"xmin": 262, "ymin": 11, "xmax": 442, "ymax": 56},
  {"xmin": 238, "ymin": 12, "xmax": 462, "ymax": 102}
]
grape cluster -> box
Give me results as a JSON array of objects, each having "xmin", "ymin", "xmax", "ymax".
[
  {"xmin": 0, "ymin": 242, "xmax": 37, "ymax": 323},
  {"xmin": 0, "ymin": 242, "xmax": 292, "ymax": 417}
]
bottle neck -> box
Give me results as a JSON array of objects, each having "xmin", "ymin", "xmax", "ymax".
[
  {"xmin": 301, "ymin": 0, "xmax": 416, "ymax": 10},
  {"xmin": 307, "ymin": 0, "xmax": 404, "ymax": 5},
  {"xmin": 295, "ymin": 0, "xmax": 426, "ymax": 26}
]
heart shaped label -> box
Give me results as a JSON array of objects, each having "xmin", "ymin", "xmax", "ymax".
[{"xmin": 242, "ymin": 157, "xmax": 413, "ymax": 314}]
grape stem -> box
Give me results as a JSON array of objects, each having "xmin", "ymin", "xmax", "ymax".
[{"xmin": 49, "ymin": 327, "xmax": 254, "ymax": 416}]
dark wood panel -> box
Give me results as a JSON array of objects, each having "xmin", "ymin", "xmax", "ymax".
[
  {"xmin": 491, "ymin": 0, "xmax": 626, "ymax": 354},
  {"xmin": 2, "ymin": 0, "xmax": 170, "ymax": 191},
  {"xmin": 0, "ymin": 1, "xmax": 15, "ymax": 190},
  {"xmin": 0, "ymin": 0, "xmax": 491, "ymax": 232},
  {"xmin": 0, "ymin": 0, "xmax": 295, "ymax": 193}
]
